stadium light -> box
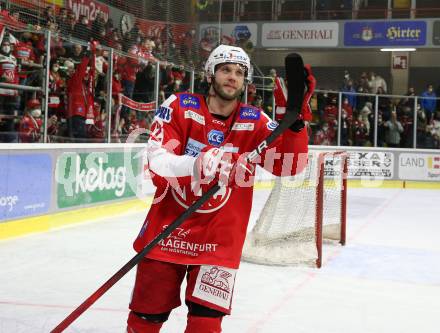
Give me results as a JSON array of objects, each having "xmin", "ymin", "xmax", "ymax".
[{"xmin": 380, "ymin": 48, "xmax": 416, "ymax": 52}]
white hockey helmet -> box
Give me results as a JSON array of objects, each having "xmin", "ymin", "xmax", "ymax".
[{"xmin": 204, "ymin": 44, "xmax": 252, "ymax": 83}]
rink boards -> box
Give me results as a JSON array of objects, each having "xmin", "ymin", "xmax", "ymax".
[{"xmin": 1, "ymin": 144, "xmax": 439, "ymax": 240}]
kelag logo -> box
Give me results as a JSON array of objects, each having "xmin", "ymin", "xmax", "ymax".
[
  {"xmin": 180, "ymin": 94, "xmax": 200, "ymax": 109},
  {"xmin": 56, "ymin": 152, "xmax": 138, "ymax": 208},
  {"xmin": 208, "ymin": 130, "xmax": 224, "ymax": 146}
]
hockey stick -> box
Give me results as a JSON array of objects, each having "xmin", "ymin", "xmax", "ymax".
[{"xmin": 50, "ymin": 53, "xmax": 305, "ymax": 333}]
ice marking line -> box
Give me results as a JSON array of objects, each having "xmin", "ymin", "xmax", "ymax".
[{"xmin": 246, "ymin": 189, "xmax": 403, "ymax": 333}]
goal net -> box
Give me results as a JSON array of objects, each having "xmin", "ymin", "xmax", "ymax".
[{"xmin": 242, "ymin": 151, "xmax": 348, "ymax": 268}]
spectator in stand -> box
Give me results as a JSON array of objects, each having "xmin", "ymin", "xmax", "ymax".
[
  {"xmin": 172, "ymin": 65, "xmax": 186, "ymax": 90},
  {"xmin": 314, "ymin": 122, "xmax": 335, "ymax": 145},
  {"xmin": 368, "ymin": 71, "xmax": 387, "ymax": 94},
  {"xmin": 73, "ymin": 15, "xmax": 91, "ymax": 42},
  {"xmin": 399, "ymin": 105, "xmax": 414, "ymax": 148},
  {"xmin": 342, "ymin": 97, "xmax": 353, "ymax": 120},
  {"xmin": 193, "ymin": 71, "xmax": 208, "ymax": 95},
  {"xmin": 342, "ymin": 69, "xmax": 351, "ymax": 88},
  {"xmin": 353, "ymin": 113, "xmax": 369, "ymax": 146},
  {"xmin": 398, "ymin": 87, "xmax": 416, "ymax": 115},
  {"xmin": 41, "ymin": 6, "xmax": 57, "ymax": 28},
  {"xmin": 341, "ymin": 79, "xmax": 357, "ymax": 111},
  {"xmin": 384, "ymin": 110, "xmax": 404, "ymax": 147},
  {"xmin": 13, "ymin": 32, "xmax": 37, "ymax": 86},
  {"xmin": 65, "ymin": 54, "xmax": 91, "ymax": 141},
  {"xmin": 360, "ymin": 101, "xmax": 373, "ymax": 145},
  {"xmin": 377, "ymin": 112, "xmax": 386, "ymax": 147},
  {"xmin": 87, "ymin": 102, "xmax": 106, "ymax": 141},
  {"xmin": 48, "ymin": 60, "xmax": 66, "ymax": 120},
  {"xmin": 357, "ymin": 72, "xmax": 370, "ymax": 93},
  {"xmin": 134, "ymin": 62, "xmax": 155, "ymax": 103},
  {"xmin": 247, "ymin": 82, "xmax": 257, "ymax": 105},
  {"xmin": 427, "ymin": 111, "xmax": 440, "ymax": 148},
  {"xmin": 323, "ymin": 96, "xmax": 338, "ymax": 130},
  {"xmin": 63, "ymin": 11, "xmax": 77, "ymax": 37},
  {"xmin": 91, "ymin": 12, "xmax": 107, "ymax": 44},
  {"xmin": 67, "ymin": 43, "xmax": 85, "ymax": 63},
  {"xmin": 0, "ymin": 38, "xmax": 20, "ymax": 142},
  {"xmin": 162, "ymin": 64, "xmax": 176, "ymax": 98},
  {"xmin": 18, "ymin": 98, "xmax": 42, "ymax": 143},
  {"xmin": 416, "ymin": 105, "xmax": 428, "ymax": 148},
  {"xmin": 57, "ymin": 7, "xmax": 69, "ymax": 34},
  {"xmin": 126, "ymin": 22, "xmax": 144, "ymax": 50},
  {"xmin": 421, "ymin": 84, "xmax": 437, "ymax": 122},
  {"xmin": 118, "ymin": 45, "xmax": 140, "ymax": 100}
]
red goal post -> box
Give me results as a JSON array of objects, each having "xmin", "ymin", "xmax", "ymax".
[{"xmin": 242, "ymin": 151, "xmax": 348, "ymax": 268}]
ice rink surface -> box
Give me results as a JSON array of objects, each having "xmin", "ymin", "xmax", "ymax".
[{"xmin": 1, "ymin": 187, "xmax": 440, "ymax": 333}]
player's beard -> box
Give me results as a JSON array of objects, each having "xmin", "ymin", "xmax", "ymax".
[{"xmin": 211, "ymin": 78, "xmax": 244, "ymax": 101}]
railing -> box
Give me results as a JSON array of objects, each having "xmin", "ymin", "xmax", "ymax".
[{"xmin": 201, "ymin": 6, "xmax": 440, "ymax": 21}]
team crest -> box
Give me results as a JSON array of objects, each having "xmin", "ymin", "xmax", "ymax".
[{"xmin": 171, "ymin": 185, "xmax": 232, "ymax": 213}]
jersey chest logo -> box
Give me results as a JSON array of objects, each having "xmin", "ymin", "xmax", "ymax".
[
  {"xmin": 207, "ymin": 130, "xmax": 224, "ymax": 146},
  {"xmin": 180, "ymin": 94, "xmax": 200, "ymax": 109},
  {"xmin": 171, "ymin": 185, "xmax": 232, "ymax": 213}
]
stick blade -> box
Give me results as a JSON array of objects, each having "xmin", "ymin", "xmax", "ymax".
[{"xmin": 285, "ymin": 53, "xmax": 305, "ymax": 113}]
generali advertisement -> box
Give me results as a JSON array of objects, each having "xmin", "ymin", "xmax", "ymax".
[{"xmin": 261, "ymin": 22, "xmax": 339, "ymax": 48}]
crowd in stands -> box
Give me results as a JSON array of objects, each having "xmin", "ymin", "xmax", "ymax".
[
  {"xmin": 1, "ymin": 4, "xmax": 440, "ymax": 148},
  {"xmin": 311, "ymin": 70, "xmax": 440, "ymax": 149},
  {"xmin": 0, "ymin": 4, "xmax": 198, "ymax": 143}
]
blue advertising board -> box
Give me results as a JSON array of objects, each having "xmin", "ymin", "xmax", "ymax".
[
  {"xmin": 0, "ymin": 154, "xmax": 52, "ymax": 221},
  {"xmin": 344, "ymin": 21, "xmax": 426, "ymax": 46}
]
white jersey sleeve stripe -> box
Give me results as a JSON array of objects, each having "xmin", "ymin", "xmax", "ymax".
[{"xmin": 147, "ymin": 140, "xmax": 196, "ymax": 178}]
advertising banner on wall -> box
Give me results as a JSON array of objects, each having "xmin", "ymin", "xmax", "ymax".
[
  {"xmin": 344, "ymin": 21, "xmax": 427, "ymax": 46},
  {"xmin": 66, "ymin": 0, "xmax": 110, "ymax": 22},
  {"xmin": 399, "ymin": 153, "xmax": 440, "ymax": 181},
  {"xmin": 0, "ymin": 154, "xmax": 52, "ymax": 221},
  {"xmin": 348, "ymin": 151, "xmax": 394, "ymax": 178},
  {"xmin": 261, "ymin": 22, "xmax": 339, "ymax": 48},
  {"xmin": 433, "ymin": 21, "xmax": 440, "ymax": 45},
  {"xmin": 56, "ymin": 152, "xmax": 139, "ymax": 208},
  {"xmin": 199, "ymin": 23, "xmax": 258, "ymax": 54}
]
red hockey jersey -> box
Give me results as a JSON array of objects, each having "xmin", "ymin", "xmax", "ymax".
[{"xmin": 134, "ymin": 92, "xmax": 308, "ymax": 269}]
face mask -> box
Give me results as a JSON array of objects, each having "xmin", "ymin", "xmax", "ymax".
[
  {"xmin": 31, "ymin": 109, "xmax": 42, "ymax": 118},
  {"xmin": 323, "ymin": 126, "xmax": 329, "ymax": 131},
  {"xmin": 52, "ymin": 66, "xmax": 59, "ymax": 72},
  {"xmin": 2, "ymin": 46, "xmax": 11, "ymax": 54},
  {"xmin": 428, "ymin": 89, "xmax": 433, "ymax": 93}
]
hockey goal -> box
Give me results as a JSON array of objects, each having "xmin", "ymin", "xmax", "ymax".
[{"xmin": 242, "ymin": 151, "xmax": 348, "ymax": 268}]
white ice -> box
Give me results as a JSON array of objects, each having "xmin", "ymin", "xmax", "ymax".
[{"xmin": 1, "ymin": 187, "xmax": 440, "ymax": 333}]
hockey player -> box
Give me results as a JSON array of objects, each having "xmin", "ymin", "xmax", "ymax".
[{"xmin": 127, "ymin": 44, "xmax": 315, "ymax": 333}]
